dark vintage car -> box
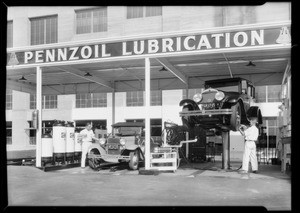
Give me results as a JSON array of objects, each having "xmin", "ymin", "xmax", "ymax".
[
  {"xmin": 87, "ymin": 122, "xmax": 160, "ymax": 170},
  {"xmin": 179, "ymin": 77, "xmax": 262, "ymax": 132}
]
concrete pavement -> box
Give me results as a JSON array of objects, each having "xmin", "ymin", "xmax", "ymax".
[{"xmin": 5, "ymin": 162, "xmax": 291, "ymax": 210}]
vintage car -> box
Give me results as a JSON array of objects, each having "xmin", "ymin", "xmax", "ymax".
[
  {"xmin": 179, "ymin": 77, "xmax": 262, "ymax": 132},
  {"xmin": 87, "ymin": 122, "xmax": 160, "ymax": 170}
]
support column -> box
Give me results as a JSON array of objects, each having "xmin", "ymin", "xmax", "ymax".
[
  {"xmin": 145, "ymin": 58, "xmax": 151, "ymax": 170},
  {"xmin": 36, "ymin": 66, "xmax": 42, "ymax": 167},
  {"xmin": 222, "ymin": 130, "xmax": 230, "ymax": 170},
  {"xmin": 112, "ymin": 82, "xmax": 115, "ymax": 134},
  {"xmin": 185, "ymin": 85, "xmax": 189, "ymax": 158}
]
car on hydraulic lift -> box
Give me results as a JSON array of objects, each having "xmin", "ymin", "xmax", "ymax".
[
  {"xmin": 179, "ymin": 77, "xmax": 262, "ymax": 133},
  {"xmin": 87, "ymin": 122, "xmax": 160, "ymax": 170}
]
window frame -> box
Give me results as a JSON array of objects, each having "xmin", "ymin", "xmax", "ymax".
[
  {"xmin": 30, "ymin": 15, "xmax": 58, "ymax": 46},
  {"xmin": 6, "ymin": 121, "xmax": 12, "ymax": 145},
  {"xmin": 75, "ymin": 92, "xmax": 107, "ymax": 108},
  {"xmin": 75, "ymin": 7, "xmax": 108, "ymax": 35},
  {"xmin": 7, "ymin": 21, "xmax": 13, "ymax": 48},
  {"xmin": 127, "ymin": 6, "xmax": 162, "ymax": 19},
  {"xmin": 6, "ymin": 90, "xmax": 12, "ymax": 110}
]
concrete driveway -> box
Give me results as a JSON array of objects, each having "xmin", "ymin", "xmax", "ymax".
[{"xmin": 5, "ymin": 162, "xmax": 291, "ymax": 210}]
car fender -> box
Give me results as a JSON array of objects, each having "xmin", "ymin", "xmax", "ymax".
[
  {"xmin": 88, "ymin": 143, "xmax": 106, "ymax": 156},
  {"xmin": 125, "ymin": 144, "xmax": 139, "ymax": 150},
  {"xmin": 179, "ymin": 99, "xmax": 200, "ymax": 110}
]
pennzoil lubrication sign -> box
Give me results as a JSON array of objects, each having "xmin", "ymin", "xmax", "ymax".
[{"xmin": 7, "ymin": 26, "xmax": 291, "ymax": 67}]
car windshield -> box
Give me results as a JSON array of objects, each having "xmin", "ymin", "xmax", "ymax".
[
  {"xmin": 114, "ymin": 127, "xmax": 142, "ymax": 136},
  {"xmin": 205, "ymin": 81, "xmax": 239, "ymax": 92}
]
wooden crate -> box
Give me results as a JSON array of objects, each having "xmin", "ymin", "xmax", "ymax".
[{"xmin": 150, "ymin": 151, "xmax": 178, "ymax": 172}]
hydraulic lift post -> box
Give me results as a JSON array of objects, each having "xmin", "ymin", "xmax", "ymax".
[{"xmin": 221, "ymin": 130, "xmax": 230, "ymax": 170}]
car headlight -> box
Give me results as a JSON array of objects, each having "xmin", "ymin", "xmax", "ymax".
[
  {"xmin": 120, "ymin": 138, "xmax": 126, "ymax": 146},
  {"xmin": 193, "ymin": 93, "xmax": 202, "ymax": 102},
  {"xmin": 215, "ymin": 91, "xmax": 225, "ymax": 101},
  {"xmin": 99, "ymin": 138, "xmax": 106, "ymax": 145}
]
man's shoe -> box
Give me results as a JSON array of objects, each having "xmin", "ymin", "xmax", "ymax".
[
  {"xmin": 239, "ymin": 170, "xmax": 248, "ymax": 174},
  {"xmin": 252, "ymin": 170, "xmax": 258, "ymax": 174}
]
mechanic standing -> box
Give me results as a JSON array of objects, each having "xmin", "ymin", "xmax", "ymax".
[
  {"xmin": 79, "ymin": 122, "xmax": 99, "ymax": 169},
  {"xmin": 238, "ymin": 117, "xmax": 259, "ymax": 174}
]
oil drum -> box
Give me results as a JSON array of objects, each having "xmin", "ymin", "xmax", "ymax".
[
  {"xmin": 74, "ymin": 128, "xmax": 82, "ymax": 162},
  {"xmin": 52, "ymin": 120, "xmax": 66, "ymax": 163},
  {"xmin": 41, "ymin": 133, "xmax": 53, "ymax": 166},
  {"xmin": 65, "ymin": 121, "xmax": 75, "ymax": 162}
]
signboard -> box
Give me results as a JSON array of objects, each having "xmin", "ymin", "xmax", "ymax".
[{"xmin": 7, "ymin": 26, "xmax": 291, "ymax": 66}]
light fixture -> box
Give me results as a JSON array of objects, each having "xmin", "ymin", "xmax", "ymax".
[
  {"xmin": 19, "ymin": 75, "xmax": 27, "ymax": 81},
  {"xmin": 84, "ymin": 72, "xmax": 92, "ymax": 77},
  {"xmin": 159, "ymin": 66, "xmax": 168, "ymax": 72},
  {"xmin": 246, "ymin": 61, "xmax": 256, "ymax": 66}
]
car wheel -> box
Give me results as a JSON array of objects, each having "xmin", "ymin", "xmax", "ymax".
[
  {"xmin": 88, "ymin": 149, "xmax": 101, "ymax": 170},
  {"xmin": 230, "ymin": 103, "xmax": 241, "ymax": 131},
  {"xmin": 129, "ymin": 149, "xmax": 139, "ymax": 170}
]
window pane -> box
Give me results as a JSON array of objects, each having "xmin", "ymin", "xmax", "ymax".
[
  {"xmin": 31, "ymin": 16, "xmax": 57, "ymax": 45},
  {"xmin": 267, "ymin": 85, "xmax": 281, "ymax": 102},
  {"xmin": 76, "ymin": 10, "xmax": 92, "ymax": 34},
  {"xmin": 7, "ymin": 21, "xmax": 13, "ymax": 48},
  {"xmin": 93, "ymin": 8, "xmax": 107, "ymax": 32},
  {"xmin": 151, "ymin": 90, "xmax": 162, "ymax": 106},
  {"xmin": 255, "ymin": 86, "xmax": 266, "ymax": 103},
  {"xmin": 145, "ymin": 6, "xmax": 162, "ymax": 17},
  {"xmin": 127, "ymin": 91, "xmax": 144, "ymax": 106},
  {"xmin": 127, "ymin": 6, "xmax": 143, "ymax": 19}
]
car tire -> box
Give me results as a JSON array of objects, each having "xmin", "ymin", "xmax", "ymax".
[
  {"xmin": 88, "ymin": 149, "xmax": 101, "ymax": 170},
  {"xmin": 230, "ymin": 103, "xmax": 241, "ymax": 131},
  {"xmin": 129, "ymin": 149, "xmax": 139, "ymax": 170}
]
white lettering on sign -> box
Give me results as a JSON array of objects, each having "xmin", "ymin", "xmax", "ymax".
[
  {"xmin": 225, "ymin": 33, "xmax": 230, "ymax": 48},
  {"xmin": 133, "ymin": 40, "xmax": 145, "ymax": 55},
  {"xmin": 122, "ymin": 42, "xmax": 132, "ymax": 55},
  {"xmin": 35, "ymin": 50, "xmax": 44, "ymax": 63},
  {"xmin": 197, "ymin": 35, "xmax": 212, "ymax": 49},
  {"xmin": 94, "ymin": 45, "xmax": 99, "ymax": 58},
  {"xmin": 183, "ymin": 36, "xmax": 196, "ymax": 50},
  {"xmin": 233, "ymin": 32, "xmax": 248, "ymax": 47},
  {"xmin": 69, "ymin": 47, "xmax": 79, "ymax": 60},
  {"xmin": 251, "ymin": 30, "xmax": 264, "ymax": 45},
  {"xmin": 46, "ymin": 49, "xmax": 55, "ymax": 62},
  {"xmin": 148, "ymin": 39, "xmax": 159, "ymax": 53},
  {"xmin": 162, "ymin": 38, "xmax": 174, "ymax": 52},
  {"xmin": 101, "ymin": 44, "xmax": 111, "ymax": 57},
  {"xmin": 58, "ymin": 48, "xmax": 67, "ymax": 61},
  {"xmin": 176, "ymin": 37, "xmax": 181, "ymax": 51},
  {"xmin": 24, "ymin": 52, "xmax": 33, "ymax": 64},
  {"xmin": 81, "ymin": 46, "xmax": 92, "ymax": 59},
  {"xmin": 211, "ymin": 33, "xmax": 224, "ymax": 48},
  {"xmin": 17, "ymin": 29, "xmax": 270, "ymax": 65}
]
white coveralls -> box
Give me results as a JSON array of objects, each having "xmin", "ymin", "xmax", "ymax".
[
  {"xmin": 80, "ymin": 128, "xmax": 95, "ymax": 168},
  {"xmin": 242, "ymin": 125, "xmax": 259, "ymax": 172}
]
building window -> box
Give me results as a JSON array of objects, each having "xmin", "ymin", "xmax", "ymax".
[
  {"xmin": 7, "ymin": 21, "xmax": 13, "ymax": 48},
  {"xmin": 30, "ymin": 94, "xmax": 36, "ymax": 109},
  {"xmin": 30, "ymin": 15, "xmax": 58, "ymax": 45},
  {"xmin": 43, "ymin": 95, "xmax": 58, "ymax": 109},
  {"xmin": 255, "ymin": 85, "xmax": 281, "ymax": 103},
  {"xmin": 126, "ymin": 91, "xmax": 144, "ymax": 106},
  {"xmin": 182, "ymin": 88, "xmax": 203, "ymax": 99},
  {"xmin": 255, "ymin": 86, "xmax": 267, "ymax": 103},
  {"xmin": 76, "ymin": 93, "xmax": 107, "ymax": 108},
  {"xmin": 76, "ymin": 7, "xmax": 107, "ymax": 34},
  {"xmin": 30, "ymin": 94, "xmax": 57, "ymax": 109},
  {"xmin": 28, "ymin": 121, "xmax": 36, "ymax": 145},
  {"xmin": 6, "ymin": 121, "xmax": 12, "ymax": 145},
  {"xmin": 127, "ymin": 6, "xmax": 162, "ymax": 19},
  {"xmin": 6, "ymin": 90, "xmax": 12, "ymax": 110},
  {"xmin": 151, "ymin": 90, "xmax": 162, "ymax": 106},
  {"xmin": 267, "ymin": 85, "xmax": 281, "ymax": 102}
]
